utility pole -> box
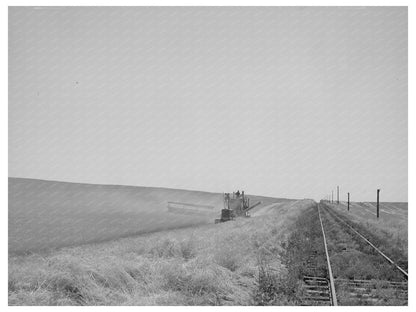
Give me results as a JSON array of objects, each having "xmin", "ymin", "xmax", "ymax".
[
  {"xmin": 332, "ymin": 190, "xmax": 333, "ymax": 204},
  {"xmin": 377, "ymin": 189, "xmax": 380, "ymax": 218},
  {"xmin": 347, "ymin": 192, "xmax": 350, "ymax": 211},
  {"xmin": 337, "ymin": 186, "xmax": 339, "ymax": 204}
]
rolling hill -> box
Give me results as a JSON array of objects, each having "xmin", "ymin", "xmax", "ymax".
[{"xmin": 8, "ymin": 178, "xmax": 293, "ymax": 253}]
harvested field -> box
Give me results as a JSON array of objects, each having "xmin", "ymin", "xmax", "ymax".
[{"xmin": 9, "ymin": 178, "xmax": 292, "ymax": 253}]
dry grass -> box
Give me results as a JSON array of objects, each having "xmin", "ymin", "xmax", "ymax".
[{"xmin": 8, "ymin": 199, "xmax": 314, "ymax": 306}]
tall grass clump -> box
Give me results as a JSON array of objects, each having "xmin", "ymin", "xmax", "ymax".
[{"xmin": 9, "ymin": 199, "xmax": 314, "ymax": 306}]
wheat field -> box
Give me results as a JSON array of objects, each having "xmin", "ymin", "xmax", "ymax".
[{"xmin": 9, "ymin": 178, "xmax": 291, "ymax": 253}]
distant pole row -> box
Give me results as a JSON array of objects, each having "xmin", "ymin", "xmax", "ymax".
[{"xmin": 324, "ymin": 187, "xmax": 381, "ymax": 219}]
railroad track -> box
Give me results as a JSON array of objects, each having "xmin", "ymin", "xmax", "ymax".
[
  {"xmin": 322, "ymin": 204, "xmax": 408, "ymax": 279},
  {"xmin": 299, "ymin": 203, "xmax": 408, "ymax": 305},
  {"xmin": 301, "ymin": 276, "xmax": 332, "ymax": 305},
  {"xmin": 335, "ymin": 279, "xmax": 408, "ymax": 304},
  {"xmin": 315, "ymin": 203, "xmax": 408, "ymax": 305},
  {"xmin": 299, "ymin": 205, "xmax": 337, "ymax": 305},
  {"xmin": 296, "ymin": 205, "xmax": 334, "ymax": 305}
]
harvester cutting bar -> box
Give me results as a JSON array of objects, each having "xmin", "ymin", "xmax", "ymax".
[{"xmin": 167, "ymin": 201, "xmax": 214, "ymax": 216}]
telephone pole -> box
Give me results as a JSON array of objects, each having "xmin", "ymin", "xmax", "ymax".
[
  {"xmin": 332, "ymin": 190, "xmax": 333, "ymax": 204},
  {"xmin": 337, "ymin": 186, "xmax": 339, "ymax": 204},
  {"xmin": 347, "ymin": 192, "xmax": 350, "ymax": 211},
  {"xmin": 377, "ymin": 189, "xmax": 380, "ymax": 218}
]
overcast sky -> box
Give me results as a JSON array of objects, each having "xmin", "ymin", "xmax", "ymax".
[{"xmin": 9, "ymin": 7, "xmax": 407, "ymax": 201}]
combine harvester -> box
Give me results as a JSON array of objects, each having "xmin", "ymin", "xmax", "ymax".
[
  {"xmin": 215, "ymin": 190, "xmax": 261, "ymax": 223},
  {"xmin": 166, "ymin": 190, "xmax": 261, "ymax": 223}
]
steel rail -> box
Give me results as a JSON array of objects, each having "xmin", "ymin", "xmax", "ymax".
[
  {"xmin": 317, "ymin": 204, "xmax": 338, "ymax": 306},
  {"xmin": 322, "ymin": 204, "xmax": 408, "ymax": 279}
]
